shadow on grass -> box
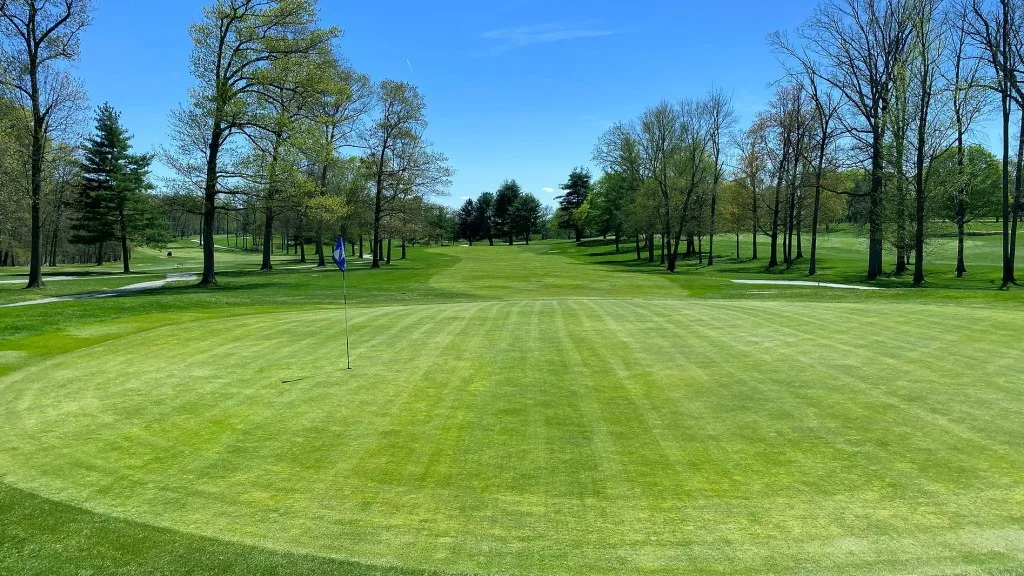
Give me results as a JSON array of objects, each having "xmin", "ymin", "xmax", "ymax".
[{"xmin": 0, "ymin": 482, "xmax": 455, "ymax": 576}]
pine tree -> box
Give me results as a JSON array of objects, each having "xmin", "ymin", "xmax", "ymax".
[
  {"xmin": 557, "ymin": 167, "xmax": 592, "ymax": 242},
  {"xmin": 71, "ymin": 103, "xmax": 156, "ymax": 272}
]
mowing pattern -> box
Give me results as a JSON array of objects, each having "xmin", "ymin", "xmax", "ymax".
[{"xmin": 2, "ymin": 299, "xmax": 1023, "ymax": 575}]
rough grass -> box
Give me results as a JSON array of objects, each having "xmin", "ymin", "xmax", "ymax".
[{"xmin": 2, "ymin": 233, "xmax": 1024, "ymax": 575}]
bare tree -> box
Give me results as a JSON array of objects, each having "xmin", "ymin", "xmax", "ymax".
[
  {"xmin": 705, "ymin": 89, "xmax": 737, "ymax": 266},
  {"xmin": 0, "ymin": 0, "xmax": 91, "ymax": 288},
  {"xmin": 795, "ymin": 0, "xmax": 913, "ymax": 280},
  {"xmin": 944, "ymin": 4, "xmax": 989, "ymax": 276},
  {"xmin": 964, "ymin": 0, "xmax": 1021, "ymax": 286}
]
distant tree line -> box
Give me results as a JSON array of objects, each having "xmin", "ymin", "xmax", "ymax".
[{"xmin": 455, "ymin": 180, "xmax": 547, "ymax": 246}]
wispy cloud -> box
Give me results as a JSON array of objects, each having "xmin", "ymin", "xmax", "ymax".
[
  {"xmin": 481, "ymin": 23, "xmax": 615, "ymax": 51},
  {"xmin": 542, "ymin": 186, "xmax": 556, "ymax": 194}
]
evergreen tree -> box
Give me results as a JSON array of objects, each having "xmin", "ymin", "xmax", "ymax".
[
  {"xmin": 509, "ymin": 193, "xmax": 543, "ymax": 245},
  {"xmin": 493, "ymin": 180, "xmax": 522, "ymax": 245},
  {"xmin": 557, "ymin": 167, "xmax": 592, "ymax": 242},
  {"xmin": 474, "ymin": 191, "xmax": 495, "ymax": 245},
  {"xmin": 456, "ymin": 198, "xmax": 476, "ymax": 244},
  {"xmin": 71, "ymin": 103, "xmax": 157, "ymax": 273}
]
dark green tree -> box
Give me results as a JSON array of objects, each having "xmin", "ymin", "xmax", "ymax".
[
  {"xmin": 557, "ymin": 167, "xmax": 592, "ymax": 242},
  {"xmin": 509, "ymin": 193, "xmax": 543, "ymax": 245},
  {"xmin": 456, "ymin": 198, "xmax": 476, "ymax": 244},
  {"xmin": 71, "ymin": 103, "xmax": 158, "ymax": 273},
  {"xmin": 474, "ymin": 191, "xmax": 495, "ymax": 245},
  {"xmin": 493, "ymin": 180, "xmax": 522, "ymax": 245},
  {"xmin": 929, "ymin": 144, "xmax": 1002, "ymax": 277}
]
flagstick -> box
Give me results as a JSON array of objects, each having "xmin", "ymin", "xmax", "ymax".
[{"xmin": 342, "ymin": 268, "xmax": 352, "ymax": 370}]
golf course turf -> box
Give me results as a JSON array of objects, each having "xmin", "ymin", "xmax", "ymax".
[{"xmin": 1, "ymin": 233, "xmax": 1023, "ymax": 575}]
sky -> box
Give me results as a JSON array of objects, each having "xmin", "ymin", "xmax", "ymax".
[{"xmin": 76, "ymin": 0, "xmax": 827, "ymax": 208}]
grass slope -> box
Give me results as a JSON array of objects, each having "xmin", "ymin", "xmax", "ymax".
[{"xmin": 2, "ymin": 233, "xmax": 1024, "ymax": 575}]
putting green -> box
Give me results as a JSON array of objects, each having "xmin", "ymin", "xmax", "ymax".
[{"xmin": 2, "ymin": 299, "xmax": 1023, "ymax": 575}]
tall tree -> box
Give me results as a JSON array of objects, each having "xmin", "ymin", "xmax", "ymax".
[
  {"xmin": 945, "ymin": 2, "xmax": 989, "ymax": 277},
  {"xmin": 0, "ymin": 0, "xmax": 92, "ymax": 288},
  {"xmin": 365, "ymin": 80, "xmax": 428, "ymax": 268},
  {"xmin": 456, "ymin": 197, "xmax": 476, "ymax": 244},
  {"xmin": 557, "ymin": 167, "xmax": 592, "ymax": 242},
  {"xmin": 493, "ymin": 179, "xmax": 522, "ymax": 245},
  {"xmin": 509, "ymin": 192, "xmax": 543, "ymax": 245},
  {"xmin": 71, "ymin": 103, "xmax": 155, "ymax": 273},
  {"xmin": 165, "ymin": 0, "xmax": 336, "ymax": 285},
  {"xmin": 705, "ymin": 89, "xmax": 736, "ymax": 266},
  {"xmin": 306, "ymin": 55, "xmax": 372, "ymax": 267},
  {"xmin": 796, "ymin": 0, "xmax": 913, "ymax": 280},
  {"xmin": 474, "ymin": 191, "xmax": 495, "ymax": 245},
  {"xmin": 964, "ymin": 0, "xmax": 1020, "ymax": 286}
]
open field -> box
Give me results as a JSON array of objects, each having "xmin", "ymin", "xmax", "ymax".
[{"xmin": 2, "ymin": 232, "xmax": 1024, "ymax": 575}]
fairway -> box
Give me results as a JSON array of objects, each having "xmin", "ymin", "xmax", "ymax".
[{"xmin": 2, "ymin": 243, "xmax": 1024, "ymax": 575}]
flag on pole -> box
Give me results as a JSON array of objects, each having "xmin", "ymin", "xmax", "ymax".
[{"xmin": 332, "ymin": 237, "xmax": 347, "ymax": 271}]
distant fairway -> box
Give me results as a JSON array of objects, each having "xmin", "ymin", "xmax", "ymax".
[{"xmin": 2, "ymin": 236, "xmax": 1024, "ymax": 574}]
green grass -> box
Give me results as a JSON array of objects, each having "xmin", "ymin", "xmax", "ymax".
[{"xmin": 2, "ymin": 232, "xmax": 1024, "ymax": 575}]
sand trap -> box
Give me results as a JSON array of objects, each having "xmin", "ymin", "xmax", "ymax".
[
  {"xmin": 1, "ymin": 274, "xmax": 198, "ymax": 308},
  {"xmin": 731, "ymin": 280, "xmax": 882, "ymax": 291}
]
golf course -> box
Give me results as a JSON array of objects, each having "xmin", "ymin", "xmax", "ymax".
[{"xmin": 2, "ymin": 232, "xmax": 1023, "ymax": 575}]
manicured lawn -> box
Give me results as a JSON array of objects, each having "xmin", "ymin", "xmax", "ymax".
[{"xmin": 1, "ymin": 234, "xmax": 1023, "ymax": 575}]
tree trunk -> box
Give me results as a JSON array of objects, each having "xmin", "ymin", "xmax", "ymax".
[
  {"xmin": 386, "ymin": 238, "xmax": 392, "ymax": 264},
  {"xmin": 708, "ymin": 191, "xmax": 718, "ymax": 266},
  {"xmin": 96, "ymin": 242, "xmax": 104, "ymax": 266},
  {"xmin": 635, "ymin": 236, "xmax": 641, "ymax": 261},
  {"xmin": 736, "ymin": 233, "xmax": 741, "ymax": 260},
  {"xmin": 1008, "ymin": 109, "xmax": 1024, "ymax": 280},
  {"xmin": 868, "ymin": 128, "xmax": 885, "ymax": 281},
  {"xmin": 751, "ymin": 189, "xmax": 759, "ymax": 261},
  {"xmin": 647, "ymin": 233, "xmax": 655, "ymax": 263},
  {"xmin": 401, "ymin": 239, "xmax": 407, "ymax": 260},
  {"xmin": 120, "ymin": 207, "xmax": 131, "ymax": 274},
  {"xmin": 956, "ymin": 214, "xmax": 967, "ymax": 278},
  {"xmin": 199, "ymin": 123, "xmax": 223, "ymax": 286},
  {"xmin": 261, "ymin": 205, "xmax": 274, "ymax": 272}
]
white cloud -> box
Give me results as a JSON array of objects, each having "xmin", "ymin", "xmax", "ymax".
[
  {"xmin": 542, "ymin": 187, "xmax": 556, "ymax": 194},
  {"xmin": 482, "ymin": 24, "xmax": 615, "ymax": 50}
]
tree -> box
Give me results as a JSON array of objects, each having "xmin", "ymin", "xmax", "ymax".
[
  {"xmin": 704, "ymin": 89, "xmax": 736, "ymax": 266},
  {"xmin": 306, "ymin": 56, "xmax": 372, "ymax": 267},
  {"xmin": 165, "ymin": 0, "xmax": 336, "ymax": 286},
  {"xmin": 794, "ymin": 0, "xmax": 913, "ymax": 280},
  {"xmin": 964, "ymin": 0, "xmax": 1023, "ymax": 286},
  {"xmin": 509, "ymin": 192, "xmax": 543, "ymax": 244},
  {"xmin": 944, "ymin": 1, "xmax": 990, "ymax": 277},
  {"xmin": 474, "ymin": 191, "xmax": 495, "ymax": 245},
  {"xmin": 557, "ymin": 167, "xmax": 592, "ymax": 242},
  {"xmin": 364, "ymin": 80, "xmax": 450, "ymax": 268},
  {"xmin": 0, "ymin": 0, "xmax": 92, "ymax": 287},
  {"xmin": 70, "ymin": 103, "xmax": 156, "ymax": 273},
  {"xmin": 583, "ymin": 171, "xmax": 630, "ymax": 252},
  {"xmin": 493, "ymin": 180, "xmax": 522, "ymax": 245},
  {"xmin": 456, "ymin": 197, "xmax": 476, "ymax": 244},
  {"xmin": 930, "ymin": 144, "xmax": 1002, "ymax": 274},
  {"xmin": 720, "ymin": 179, "xmax": 752, "ymax": 260}
]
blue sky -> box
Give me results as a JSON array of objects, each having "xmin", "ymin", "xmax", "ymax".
[{"xmin": 77, "ymin": 0, "xmax": 824, "ymax": 207}]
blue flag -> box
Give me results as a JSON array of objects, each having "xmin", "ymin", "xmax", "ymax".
[{"xmin": 332, "ymin": 237, "xmax": 347, "ymax": 271}]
